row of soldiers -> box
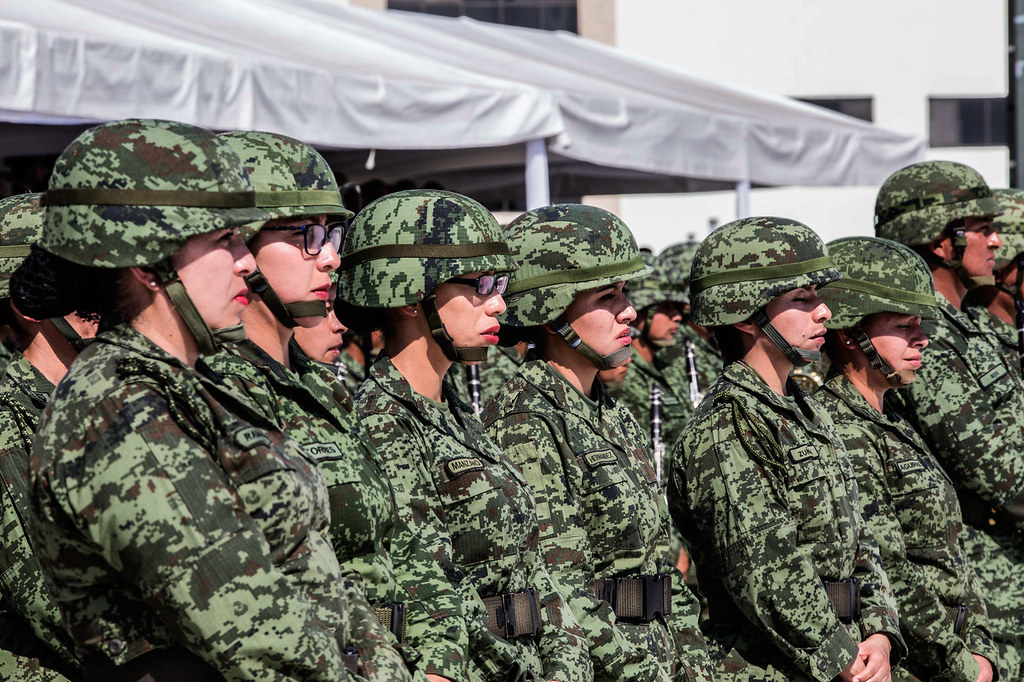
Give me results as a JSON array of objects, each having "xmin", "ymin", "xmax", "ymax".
[{"xmin": 0, "ymin": 114, "xmax": 1019, "ymax": 682}]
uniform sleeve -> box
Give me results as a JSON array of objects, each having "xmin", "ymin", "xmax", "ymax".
[
  {"xmin": 488, "ymin": 411, "xmax": 666, "ymax": 682},
  {"xmin": 358, "ymin": 408, "xmax": 473, "ymax": 680},
  {"xmin": 31, "ymin": 386, "xmax": 345, "ymax": 682},
  {"xmin": 965, "ymin": 563, "xmax": 1001, "ymax": 680},
  {"xmin": 342, "ymin": 572, "xmax": 419, "ymax": 682},
  {"xmin": 526, "ymin": 547, "xmax": 592, "ymax": 682},
  {"xmin": 669, "ymin": 402, "xmax": 860, "ymax": 682},
  {"xmin": 890, "ymin": 335, "xmax": 1024, "ymax": 526}
]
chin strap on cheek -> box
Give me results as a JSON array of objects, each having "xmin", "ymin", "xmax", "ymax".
[
  {"xmin": 847, "ymin": 325, "xmax": 910, "ymax": 387},
  {"xmin": 421, "ymin": 293, "xmax": 488, "ymax": 364},
  {"xmin": 244, "ymin": 269, "xmax": 327, "ymax": 329},
  {"xmin": 751, "ymin": 309, "xmax": 819, "ymax": 367},
  {"xmin": 552, "ymin": 317, "xmax": 632, "ymax": 370},
  {"xmin": 947, "ymin": 221, "xmax": 995, "ymax": 289},
  {"xmin": 152, "ymin": 259, "xmax": 218, "ymax": 356}
]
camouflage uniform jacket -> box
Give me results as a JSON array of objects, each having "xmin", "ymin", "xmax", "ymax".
[
  {"xmin": 817, "ymin": 373, "xmax": 998, "ymax": 681},
  {"xmin": 668, "ymin": 361, "xmax": 905, "ymax": 681},
  {"xmin": 960, "ymin": 295, "xmax": 1020, "ymax": 377},
  {"xmin": 30, "ymin": 325, "xmax": 350, "ymax": 681},
  {"xmin": 482, "ymin": 359, "xmax": 713, "ymax": 682},
  {"xmin": 610, "ymin": 351, "xmax": 690, "ymax": 461},
  {"xmin": 356, "ymin": 356, "xmax": 592, "ymax": 682},
  {"xmin": 338, "ymin": 347, "xmax": 368, "ymax": 398},
  {"xmin": 444, "ymin": 345, "xmax": 525, "ymax": 414},
  {"xmin": 0, "ymin": 353, "xmax": 79, "ymax": 681},
  {"xmin": 210, "ymin": 338, "xmax": 444, "ymax": 681},
  {"xmin": 664, "ymin": 328, "xmax": 722, "ymax": 400}
]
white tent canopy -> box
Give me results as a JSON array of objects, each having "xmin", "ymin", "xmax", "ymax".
[{"xmin": 0, "ymin": 0, "xmax": 925, "ymax": 209}]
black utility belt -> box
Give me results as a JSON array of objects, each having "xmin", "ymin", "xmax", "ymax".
[
  {"xmin": 945, "ymin": 604, "xmax": 968, "ymax": 638},
  {"xmin": 482, "ymin": 588, "xmax": 540, "ymax": 639},
  {"xmin": 375, "ymin": 602, "xmax": 407, "ymax": 643},
  {"xmin": 593, "ymin": 574, "xmax": 672, "ymax": 623},
  {"xmin": 823, "ymin": 577, "xmax": 860, "ymax": 624}
]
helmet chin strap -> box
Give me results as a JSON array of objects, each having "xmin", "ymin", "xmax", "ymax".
[
  {"xmin": 48, "ymin": 316, "xmax": 92, "ymax": 352},
  {"xmin": 420, "ymin": 293, "xmax": 488, "ymax": 363},
  {"xmin": 751, "ymin": 309, "xmax": 820, "ymax": 367},
  {"xmin": 848, "ymin": 325, "xmax": 913, "ymax": 388},
  {"xmin": 152, "ymin": 259, "xmax": 218, "ymax": 356},
  {"xmin": 245, "ymin": 269, "xmax": 327, "ymax": 329},
  {"xmin": 946, "ymin": 220, "xmax": 995, "ymax": 290},
  {"xmin": 552, "ymin": 317, "xmax": 632, "ymax": 371}
]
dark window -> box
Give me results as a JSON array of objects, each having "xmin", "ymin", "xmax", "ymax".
[
  {"xmin": 388, "ymin": 0, "xmax": 578, "ymax": 32},
  {"xmin": 929, "ymin": 97, "xmax": 1008, "ymax": 147},
  {"xmin": 797, "ymin": 97, "xmax": 873, "ymax": 122}
]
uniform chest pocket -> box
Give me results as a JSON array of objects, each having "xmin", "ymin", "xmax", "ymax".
[
  {"xmin": 438, "ymin": 457, "xmax": 497, "ymax": 505},
  {"xmin": 785, "ymin": 444, "xmax": 827, "ymax": 487},
  {"xmin": 219, "ymin": 425, "xmax": 299, "ymax": 484},
  {"xmin": 579, "ymin": 449, "xmax": 628, "ymax": 493}
]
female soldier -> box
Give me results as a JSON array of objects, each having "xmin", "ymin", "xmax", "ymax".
[
  {"xmin": 816, "ymin": 236, "xmax": 997, "ymax": 682},
  {"xmin": 337, "ymin": 189, "xmax": 592, "ymax": 682},
  {"xmin": 0, "ymin": 193, "xmax": 87, "ymax": 681},
  {"xmin": 481, "ymin": 204, "xmax": 712, "ymax": 682},
  {"xmin": 292, "ymin": 276, "xmax": 347, "ymax": 371},
  {"xmin": 667, "ymin": 216, "xmax": 905, "ymax": 682},
  {"xmin": 12, "ymin": 119, "xmax": 353, "ymax": 681},
  {"xmin": 209, "ymin": 130, "xmax": 453, "ymax": 681}
]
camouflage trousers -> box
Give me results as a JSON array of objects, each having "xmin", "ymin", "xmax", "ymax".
[{"xmin": 962, "ymin": 526, "xmax": 1024, "ymax": 680}]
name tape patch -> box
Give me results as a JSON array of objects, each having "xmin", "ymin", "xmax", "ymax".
[{"xmin": 445, "ymin": 457, "xmax": 484, "ymax": 479}]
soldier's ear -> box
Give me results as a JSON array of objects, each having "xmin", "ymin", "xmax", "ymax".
[
  {"xmin": 926, "ymin": 234, "xmax": 953, "ymax": 262},
  {"xmin": 733, "ymin": 318, "xmax": 758, "ymax": 338}
]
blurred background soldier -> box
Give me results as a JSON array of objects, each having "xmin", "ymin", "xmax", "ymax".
[{"xmin": 874, "ymin": 160, "xmax": 1024, "ymax": 678}]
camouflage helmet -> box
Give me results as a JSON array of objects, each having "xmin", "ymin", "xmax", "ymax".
[
  {"xmin": 0, "ymin": 194, "xmax": 42, "ymax": 300},
  {"xmin": 690, "ymin": 216, "xmax": 840, "ymax": 327},
  {"xmin": 39, "ymin": 119, "xmax": 267, "ymax": 268},
  {"xmin": 658, "ymin": 240, "xmax": 701, "ymax": 306},
  {"xmin": 993, "ymin": 188, "xmax": 1024, "ymax": 269},
  {"xmin": 874, "ymin": 160, "xmax": 1001, "ymax": 246},
  {"xmin": 625, "ymin": 252, "xmax": 688, "ymax": 312},
  {"xmin": 820, "ymin": 237, "xmax": 938, "ymax": 330},
  {"xmin": 337, "ymin": 189, "xmax": 517, "ymax": 309},
  {"xmin": 218, "ymin": 130, "xmax": 352, "ymax": 241},
  {"xmin": 502, "ymin": 204, "xmax": 650, "ymax": 327}
]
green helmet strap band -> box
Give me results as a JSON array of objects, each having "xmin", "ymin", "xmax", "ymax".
[
  {"xmin": 828, "ymin": 278, "xmax": 936, "ymax": 307},
  {"xmin": 849, "ymin": 324, "xmax": 907, "ymax": 388},
  {"xmin": 213, "ymin": 323, "xmax": 248, "ymax": 344},
  {"xmin": 286, "ymin": 300, "xmax": 329, "ymax": 319},
  {"xmin": 690, "ymin": 257, "xmax": 834, "ymax": 295},
  {"xmin": 254, "ymin": 189, "xmax": 343, "ymax": 208},
  {"xmin": 48, "ymin": 316, "xmax": 91, "ymax": 352},
  {"xmin": 421, "ymin": 293, "xmax": 488, "ymax": 363},
  {"xmin": 153, "ymin": 260, "xmax": 218, "ymax": 356},
  {"xmin": 0, "ymin": 245, "xmax": 32, "ymax": 259},
  {"xmin": 506, "ymin": 256, "xmax": 645, "ymax": 296},
  {"xmin": 340, "ymin": 242, "xmax": 511, "ymax": 270},
  {"xmin": 42, "ymin": 188, "xmax": 257, "ymax": 208},
  {"xmin": 948, "ymin": 223, "xmax": 996, "ymax": 289},
  {"xmin": 246, "ymin": 270, "xmax": 327, "ymax": 328},
  {"xmin": 552, "ymin": 317, "xmax": 631, "ymax": 370},
  {"xmin": 874, "ymin": 185, "xmax": 993, "ymax": 226},
  {"xmin": 752, "ymin": 309, "xmax": 818, "ymax": 367}
]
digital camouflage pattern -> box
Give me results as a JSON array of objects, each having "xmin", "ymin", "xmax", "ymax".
[
  {"xmin": 992, "ymin": 188, "xmax": 1024, "ymax": 274},
  {"xmin": 30, "ymin": 325, "xmax": 352, "ymax": 680},
  {"xmin": 0, "ymin": 194, "xmax": 42, "ymax": 299},
  {"xmin": 483, "ymin": 360, "xmax": 713, "ymax": 682},
  {"xmin": 668, "ymin": 362, "xmax": 905, "ymax": 680},
  {"xmin": 885, "ymin": 296, "xmax": 1024, "ymax": 677},
  {"xmin": 611, "ymin": 350, "xmax": 692, "ymax": 461},
  {"xmin": 356, "ymin": 356, "xmax": 592, "ymax": 682},
  {"xmin": 218, "ymin": 130, "xmax": 352, "ymax": 241},
  {"xmin": 502, "ymin": 204, "xmax": 650, "ymax": 328},
  {"xmin": 689, "ymin": 217, "xmax": 840, "ymax": 327},
  {"xmin": 208, "ymin": 338, "xmax": 436, "ymax": 681},
  {"xmin": 657, "ymin": 241, "xmax": 701, "ymax": 307},
  {"xmin": 337, "ymin": 190, "xmax": 517, "ymax": 310},
  {"xmin": 0, "ymin": 353, "xmax": 79, "ymax": 681},
  {"xmin": 873, "ymin": 161, "xmax": 1001, "ymax": 247},
  {"xmin": 816, "ymin": 374, "xmax": 998, "ymax": 681},
  {"xmin": 818, "ymin": 237, "xmax": 938, "ymax": 330},
  {"xmin": 444, "ymin": 345, "xmax": 527, "ymax": 412},
  {"xmin": 38, "ymin": 119, "xmax": 266, "ymax": 268},
  {"xmin": 623, "ymin": 252, "xmax": 687, "ymax": 313}
]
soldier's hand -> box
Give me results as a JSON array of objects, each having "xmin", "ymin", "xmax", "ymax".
[
  {"xmin": 851, "ymin": 633, "xmax": 891, "ymax": 682},
  {"xmin": 839, "ymin": 650, "xmax": 866, "ymax": 682},
  {"xmin": 972, "ymin": 654, "xmax": 994, "ymax": 682},
  {"xmin": 426, "ymin": 675, "xmax": 452, "ymax": 682}
]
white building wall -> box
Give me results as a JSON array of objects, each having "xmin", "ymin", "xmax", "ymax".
[{"xmin": 609, "ymin": 0, "xmax": 1009, "ymax": 250}]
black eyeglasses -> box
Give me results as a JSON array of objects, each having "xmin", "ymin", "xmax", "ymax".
[
  {"xmin": 263, "ymin": 222, "xmax": 346, "ymax": 256},
  {"xmin": 448, "ymin": 273, "xmax": 510, "ymax": 296}
]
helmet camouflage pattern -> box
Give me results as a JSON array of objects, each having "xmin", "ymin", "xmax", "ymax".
[
  {"xmin": 337, "ymin": 189, "xmax": 517, "ymax": 309},
  {"xmin": 690, "ymin": 216, "xmax": 839, "ymax": 326},
  {"xmin": 219, "ymin": 130, "xmax": 352, "ymax": 241},
  {"xmin": 0, "ymin": 193, "xmax": 42, "ymax": 299},
  {"xmin": 820, "ymin": 236, "xmax": 938, "ymax": 330},
  {"xmin": 625, "ymin": 252, "xmax": 687, "ymax": 311},
  {"xmin": 658, "ymin": 240, "xmax": 701, "ymax": 306},
  {"xmin": 874, "ymin": 160, "xmax": 1001, "ymax": 246},
  {"xmin": 993, "ymin": 188, "xmax": 1024, "ymax": 268},
  {"xmin": 502, "ymin": 204, "xmax": 651, "ymax": 327},
  {"xmin": 39, "ymin": 118, "xmax": 267, "ymax": 268}
]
